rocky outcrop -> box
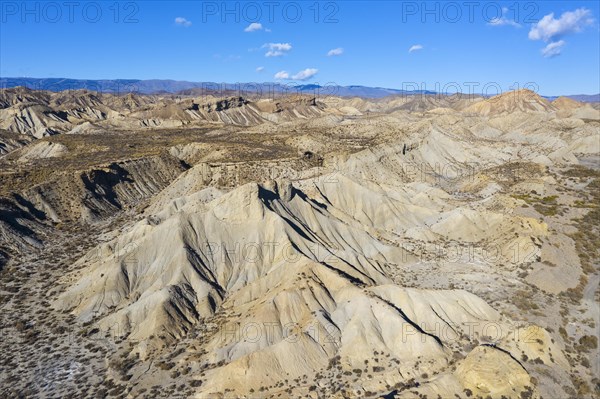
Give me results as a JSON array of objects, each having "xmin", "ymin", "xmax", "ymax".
[{"xmin": 463, "ymin": 89, "xmax": 557, "ymax": 116}]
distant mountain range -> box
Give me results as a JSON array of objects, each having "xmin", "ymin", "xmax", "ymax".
[
  {"xmin": 543, "ymin": 94, "xmax": 600, "ymax": 103},
  {"xmin": 1, "ymin": 77, "xmax": 598, "ymax": 101}
]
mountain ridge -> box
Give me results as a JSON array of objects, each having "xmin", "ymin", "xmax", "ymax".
[{"xmin": 2, "ymin": 77, "xmax": 598, "ymax": 101}]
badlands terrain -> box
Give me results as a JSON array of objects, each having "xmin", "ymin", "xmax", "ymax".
[{"xmin": 0, "ymin": 86, "xmax": 599, "ymax": 399}]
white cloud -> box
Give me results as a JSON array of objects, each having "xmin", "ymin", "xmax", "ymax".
[
  {"xmin": 541, "ymin": 40, "xmax": 565, "ymax": 58},
  {"xmin": 263, "ymin": 43, "xmax": 292, "ymax": 57},
  {"xmin": 488, "ymin": 17, "xmax": 520, "ymax": 27},
  {"xmin": 327, "ymin": 47, "xmax": 344, "ymax": 56},
  {"xmin": 274, "ymin": 68, "xmax": 319, "ymax": 81},
  {"xmin": 256, "ymin": 66, "xmax": 265, "ymax": 73},
  {"xmin": 292, "ymin": 68, "xmax": 318, "ymax": 80},
  {"xmin": 529, "ymin": 8, "xmax": 593, "ymax": 42},
  {"xmin": 408, "ymin": 44, "xmax": 423, "ymax": 53},
  {"xmin": 244, "ymin": 23, "xmax": 263, "ymax": 32},
  {"xmin": 274, "ymin": 71, "xmax": 289, "ymax": 79},
  {"xmin": 175, "ymin": 17, "xmax": 192, "ymax": 27},
  {"xmin": 488, "ymin": 7, "xmax": 520, "ymax": 27}
]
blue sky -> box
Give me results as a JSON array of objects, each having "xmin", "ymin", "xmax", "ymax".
[{"xmin": 1, "ymin": 1, "xmax": 599, "ymax": 95}]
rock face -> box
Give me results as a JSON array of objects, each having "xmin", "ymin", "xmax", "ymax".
[
  {"xmin": 11, "ymin": 155, "xmax": 185, "ymax": 225},
  {"xmin": 456, "ymin": 345, "xmax": 531, "ymax": 398},
  {"xmin": 0, "ymin": 129, "xmax": 33, "ymax": 155},
  {"xmin": 0, "ymin": 88, "xmax": 328, "ymax": 135},
  {"xmin": 0, "ymin": 195, "xmax": 45, "ymax": 261},
  {"xmin": 56, "ymin": 175, "xmax": 542, "ymax": 396},
  {"xmin": 17, "ymin": 141, "xmax": 67, "ymax": 162}
]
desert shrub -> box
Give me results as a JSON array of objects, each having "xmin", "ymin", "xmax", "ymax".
[
  {"xmin": 511, "ymin": 290, "xmax": 539, "ymax": 311},
  {"xmin": 578, "ymin": 335, "xmax": 598, "ymax": 351},
  {"xmin": 519, "ymin": 386, "xmax": 533, "ymax": 399},
  {"xmin": 559, "ymin": 326, "xmax": 569, "ymax": 341},
  {"xmin": 571, "ymin": 375, "xmax": 591, "ymax": 397},
  {"xmin": 156, "ymin": 361, "xmax": 175, "ymax": 370}
]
